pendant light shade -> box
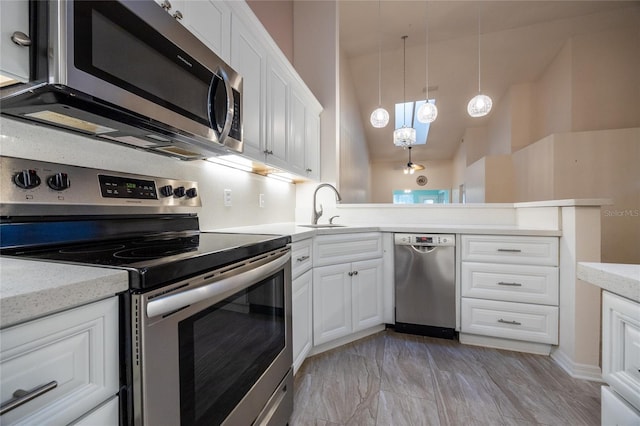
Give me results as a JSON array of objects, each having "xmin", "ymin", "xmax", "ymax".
[
  {"xmin": 370, "ymin": 107, "xmax": 390, "ymax": 128},
  {"xmin": 467, "ymin": 94, "xmax": 492, "ymax": 117},
  {"xmin": 417, "ymin": 3, "xmax": 437, "ymax": 124},
  {"xmin": 393, "ymin": 35, "xmax": 416, "ymax": 147},
  {"xmin": 467, "ymin": 7, "xmax": 492, "ymax": 118},
  {"xmin": 393, "ymin": 126, "xmax": 417, "ymax": 146},
  {"xmin": 370, "ymin": 0, "xmax": 389, "ymax": 128}
]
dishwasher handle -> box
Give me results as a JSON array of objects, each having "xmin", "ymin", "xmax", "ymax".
[{"xmin": 409, "ymin": 245, "xmax": 438, "ymax": 254}]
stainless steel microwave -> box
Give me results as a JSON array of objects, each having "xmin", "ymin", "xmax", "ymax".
[{"xmin": 0, "ymin": 0, "xmax": 243, "ymax": 160}]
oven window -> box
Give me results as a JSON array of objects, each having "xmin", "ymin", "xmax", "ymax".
[{"xmin": 178, "ymin": 271, "xmax": 285, "ymax": 425}]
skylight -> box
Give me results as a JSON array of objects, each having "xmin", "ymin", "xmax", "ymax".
[{"xmin": 394, "ymin": 99, "xmax": 436, "ymax": 145}]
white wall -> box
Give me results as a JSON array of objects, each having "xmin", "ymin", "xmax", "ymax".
[{"xmin": 0, "ymin": 117, "xmax": 296, "ymax": 229}]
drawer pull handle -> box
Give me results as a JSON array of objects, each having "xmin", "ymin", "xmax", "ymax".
[
  {"xmin": 498, "ymin": 319, "xmax": 522, "ymax": 326},
  {"xmin": 0, "ymin": 381, "xmax": 58, "ymax": 415},
  {"xmin": 497, "ymin": 281, "xmax": 523, "ymax": 287},
  {"xmin": 296, "ymin": 255, "xmax": 310, "ymax": 262},
  {"xmin": 497, "ymin": 249, "xmax": 522, "ymax": 253}
]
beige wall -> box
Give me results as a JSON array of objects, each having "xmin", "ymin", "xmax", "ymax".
[
  {"xmin": 246, "ymin": 0, "xmax": 293, "ymax": 64},
  {"xmin": 463, "ymin": 127, "xmax": 489, "ymax": 166},
  {"xmin": 293, "ymin": 1, "xmax": 339, "ymax": 183},
  {"xmin": 370, "ymin": 159, "xmax": 453, "ymax": 203},
  {"xmin": 339, "ymin": 49, "xmax": 371, "ymax": 202}
]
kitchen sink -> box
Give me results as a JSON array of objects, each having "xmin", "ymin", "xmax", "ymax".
[{"xmin": 299, "ymin": 224, "xmax": 347, "ymax": 228}]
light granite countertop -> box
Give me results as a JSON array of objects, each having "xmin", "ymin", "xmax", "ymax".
[
  {"xmin": 577, "ymin": 262, "xmax": 640, "ymax": 303},
  {"xmin": 210, "ymin": 222, "xmax": 561, "ymax": 241},
  {"xmin": 0, "ymin": 257, "xmax": 128, "ymax": 329}
]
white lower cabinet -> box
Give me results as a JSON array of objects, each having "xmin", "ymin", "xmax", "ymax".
[
  {"xmin": 291, "ymin": 238, "xmax": 313, "ymax": 374},
  {"xmin": 292, "ymin": 268, "xmax": 313, "ymax": 374},
  {"xmin": 313, "ymin": 258, "xmax": 383, "ymax": 346},
  {"xmin": 601, "ymin": 386, "xmax": 640, "ymax": 426},
  {"xmin": 601, "ymin": 291, "xmax": 640, "ymax": 423},
  {"xmin": 0, "ymin": 297, "xmax": 119, "ymax": 425},
  {"xmin": 460, "ymin": 235, "xmax": 559, "ymax": 353}
]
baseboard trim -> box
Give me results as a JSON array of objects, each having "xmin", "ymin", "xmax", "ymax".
[
  {"xmin": 459, "ymin": 333, "xmax": 552, "ymax": 355},
  {"xmin": 551, "ymin": 348, "xmax": 603, "ymax": 382}
]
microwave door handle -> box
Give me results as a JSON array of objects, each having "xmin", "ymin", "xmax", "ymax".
[
  {"xmin": 146, "ymin": 251, "xmax": 290, "ymax": 319},
  {"xmin": 215, "ymin": 66, "xmax": 234, "ymax": 143}
]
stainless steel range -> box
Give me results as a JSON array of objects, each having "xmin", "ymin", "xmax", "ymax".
[{"xmin": 0, "ymin": 156, "xmax": 293, "ymax": 425}]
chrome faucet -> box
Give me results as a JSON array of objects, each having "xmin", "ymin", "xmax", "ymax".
[{"xmin": 312, "ymin": 183, "xmax": 342, "ymax": 224}]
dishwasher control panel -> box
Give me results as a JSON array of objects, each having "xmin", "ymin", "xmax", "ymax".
[{"xmin": 394, "ymin": 234, "xmax": 455, "ymax": 246}]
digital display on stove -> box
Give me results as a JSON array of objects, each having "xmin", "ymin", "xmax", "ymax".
[
  {"xmin": 98, "ymin": 175, "xmax": 157, "ymax": 199},
  {"xmin": 415, "ymin": 236, "xmax": 433, "ymax": 243}
]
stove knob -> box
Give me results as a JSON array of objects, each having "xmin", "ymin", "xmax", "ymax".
[
  {"xmin": 47, "ymin": 172, "xmax": 71, "ymax": 191},
  {"xmin": 13, "ymin": 169, "xmax": 41, "ymax": 189},
  {"xmin": 173, "ymin": 186, "xmax": 186, "ymax": 197},
  {"xmin": 186, "ymin": 187, "xmax": 197, "ymax": 198},
  {"xmin": 160, "ymin": 185, "xmax": 174, "ymax": 197}
]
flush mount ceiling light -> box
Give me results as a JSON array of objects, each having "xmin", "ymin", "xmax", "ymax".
[
  {"xmin": 370, "ymin": 0, "xmax": 389, "ymax": 128},
  {"xmin": 417, "ymin": 3, "xmax": 437, "ymax": 124},
  {"xmin": 393, "ymin": 35, "xmax": 416, "ymax": 147},
  {"xmin": 467, "ymin": 7, "xmax": 493, "ymax": 118},
  {"xmin": 402, "ymin": 146, "xmax": 425, "ymax": 175}
]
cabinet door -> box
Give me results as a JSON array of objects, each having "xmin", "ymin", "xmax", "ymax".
[
  {"xmin": 230, "ymin": 14, "xmax": 266, "ymax": 160},
  {"xmin": 352, "ymin": 258, "xmax": 384, "ymax": 332},
  {"xmin": 180, "ymin": 0, "xmax": 230, "ymax": 62},
  {"xmin": 0, "ymin": 298, "xmax": 119, "ymax": 425},
  {"xmin": 313, "ymin": 263, "xmax": 352, "ymax": 346},
  {"xmin": 0, "ymin": 0, "xmax": 30, "ymax": 83},
  {"xmin": 265, "ymin": 58, "xmax": 289, "ymax": 169},
  {"xmin": 292, "ymin": 269, "xmax": 313, "ymax": 374},
  {"xmin": 304, "ymin": 106, "xmax": 321, "ymax": 181},
  {"xmin": 288, "ymin": 85, "xmax": 307, "ymax": 176}
]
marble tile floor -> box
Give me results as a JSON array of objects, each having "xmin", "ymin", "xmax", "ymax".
[{"xmin": 290, "ymin": 330, "xmax": 601, "ymax": 426}]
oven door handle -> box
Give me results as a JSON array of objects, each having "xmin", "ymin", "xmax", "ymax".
[{"xmin": 146, "ymin": 251, "xmax": 290, "ymax": 319}]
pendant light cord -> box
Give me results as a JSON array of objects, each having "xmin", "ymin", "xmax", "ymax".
[
  {"xmin": 425, "ymin": 4, "xmax": 429, "ymax": 101},
  {"xmin": 402, "ymin": 35, "xmax": 408, "ymax": 127},
  {"xmin": 377, "ymin": 0, "xmax": 382, "ymax": 106},
  {"xmin": 477, "ymin": 6, "xmax": 482, "ymax": 93}
]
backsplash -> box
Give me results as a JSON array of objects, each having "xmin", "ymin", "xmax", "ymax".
[{"xmin": 0, "ymin": 117, "xmax": 296, "ymax": 229}]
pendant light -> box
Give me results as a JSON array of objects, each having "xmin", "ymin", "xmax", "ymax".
[
  {"xmin": 467, "ymin": 7, "xmax": 492, "ymax": 118},
  {"xmin": 370, "ymin": 0, "xmax": 389, "ymax": 128},
  {"xmin": 403, "ymin": 146, "xmax": 424, "ymax": 174},
  {"xmin": 393, "ymin": 35, "xmax": 416, "ymax": 147},
  {"xmin": 417, "ymin": 3, "xmax": 437, "ymax": 124}
]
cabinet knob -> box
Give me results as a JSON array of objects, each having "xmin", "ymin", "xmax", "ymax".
[
  {"xmin": 306, "ymin": 168, "xmax": 312, "ymax": 173},
  {"xmin": 11, "ymin": 31, "xmax": 31, "ymax": 47},
  {"xmin": 173, "ymin": 10, "xmax": 183, "ymax": 20},
  {"xmin": 160, "ymin": 0, "xmax": 172, "ymax": 10}
]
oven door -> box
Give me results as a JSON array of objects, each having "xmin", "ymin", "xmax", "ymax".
[{"xmin": 132, "ymin": 247, "xmax": 292, "ymax": 426}]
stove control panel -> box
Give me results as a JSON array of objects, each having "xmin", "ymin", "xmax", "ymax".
[{"xmin": 1, "ymin": 156, "xmax": 201, "ymax": 216}]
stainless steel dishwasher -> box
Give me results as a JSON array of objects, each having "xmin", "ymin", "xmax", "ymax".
[{"xmin": 394, "ymin": 234, "xmax": 456, "ymax": 339}]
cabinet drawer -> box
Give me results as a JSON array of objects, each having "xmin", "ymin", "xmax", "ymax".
[
  {"xmin": 0, "ymin": 298, "xmax": 119, "ymax": 425},
  {"xmin": 461, "ymin": 298, "xmax": 558, "ymax": 344},
  {"xmin": 461, "ymin": 235, "xmax": 558, "ymax": 266},
  {"xmin": 601, "ymin": 386, "xmax": 640, "ymax": 425},
  {"xmin": 602, "ymin": 291, "xmax": 640, "ymax": 411},
  {"xmin": 461, "ymin": 262, "xmax": 559, "ymax": 305},
  {"xmin": 313, "ymin": 232, "xmax": 382, "ymax": 267},
  {"xmin": 291, "ymin": 238, "xmax": 313, "ymax": 279}
]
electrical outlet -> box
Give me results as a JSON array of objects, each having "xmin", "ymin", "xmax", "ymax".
[
  {"xmin": 259, "ymin": 194, "xmax": 265, "ymax": 208},
  {"xmin": 223, "ymin": 189, "xmax": 232, "ymax": 207}
]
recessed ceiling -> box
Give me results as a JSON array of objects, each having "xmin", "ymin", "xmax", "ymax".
[{"xmin": 339, "ymin": 0, "xmax": 640, "ymax": 163}]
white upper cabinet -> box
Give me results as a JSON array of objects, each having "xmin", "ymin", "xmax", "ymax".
[
  {"xmin": 289, "ymin": 85, "xmax": 308, "ymax": 176},
  {"xmin": 265, "ymin": 57, "xmax": 290, "ymax": 169},
  {"xmin": 0, "ymin": 0, "xmax": 30, "ymax": 83},
  {"xmin": 154, "ymin": 0, "xmax": 231, "ymax": 62},
  {"xmin": 230, "ymin": 13, "xmax": 266, "ymax": 160}
]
